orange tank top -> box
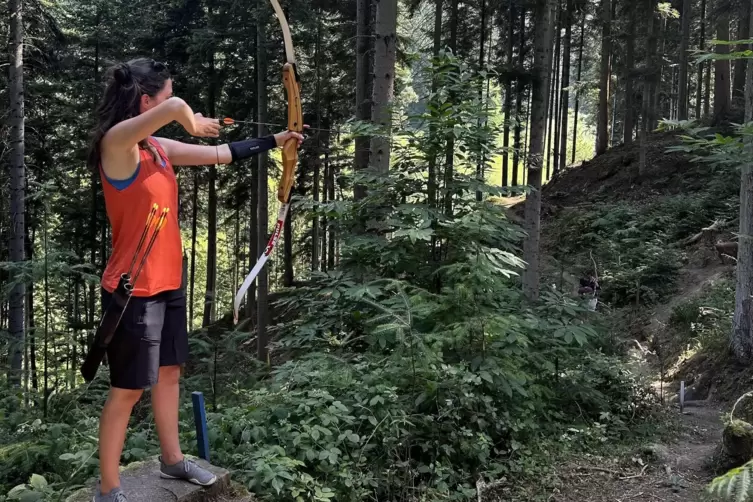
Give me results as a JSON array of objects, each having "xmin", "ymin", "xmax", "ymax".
[{"xmin": 100, "ymin": 137, "xmax": 183, "ymax": 297}]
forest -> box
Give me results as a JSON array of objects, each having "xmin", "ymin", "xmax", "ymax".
[{"xmin": 4, "ymin": 0, "xmax": 753, "ymax": 500}]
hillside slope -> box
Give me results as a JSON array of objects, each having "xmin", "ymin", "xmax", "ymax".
[{"xmin": 499, "ymin": 130, "xmax": 746, "ymax": 501}]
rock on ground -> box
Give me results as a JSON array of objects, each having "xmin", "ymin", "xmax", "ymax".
[{"xmin": 64, "ymin": 456, "xmax": 254, "ymax": 502}]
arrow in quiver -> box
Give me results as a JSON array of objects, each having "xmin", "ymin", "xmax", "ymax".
[{"xmin": 80, "ymin": 205, "xmax": 169, "ymax": 382}]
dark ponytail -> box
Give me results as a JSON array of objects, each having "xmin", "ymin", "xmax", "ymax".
[{"xmin": 87, "ymin": 58, "xmax": 171, "ymax": 171}]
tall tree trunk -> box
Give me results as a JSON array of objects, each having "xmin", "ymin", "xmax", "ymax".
[
  {"xmin": 677, "ymin": 0, "xmax": 692, "ymax": 120},
  {"xmin": 72, "ymin": 268, "xmax": 80, "ymax": 389},
  {"xmin": 522, "ymin": 0, "xmax": 556, "ymax": 301},
  {"xmin": 651, "ymin": 16, "xmax": 666, "ymax": 130},
  {"xmin": 246, "ymin": 156, "xmax": 259, "ymax": 319},
  {"xmin": 443, "ymin": 0, "xmax": 459, "ymax": 217},
  {"xmin": 572, "ymin": 10, "xmax": 584, "ymax": 163},
  {"xmin": 713, "ymin": 12, "xmax": 731, "ymax": 123},
  {"xmin": 283, "ymin": 205, "xmax": 293, "ymax": 287},
  {"xmin": 547, "ymin": 6, "xmax": 561, "ymax": 178},
  {"xmin": 312, "ymin": 15, "xmax": 322, "ymax": 272},
  {"xmin": 354, "ymin": 0, "xmax": 373, "ymax": 200},
  {"xmin": 428, "ymin": 0, "xmax": 443, "ymax": 207},
  {"xmin": 623, "ymin": 1, "xmax": 636, "ymax": 144},
  {"xmin": 327, "ymin": 156, "xmax": 335, "ymax": 271},
  {"xmin": 25, "ymin": 221, "xmax": 36, "ymax": 393},
  {"xmin": 502, "ymin": 0, "xmax": 514, "ymax": 188},
  {"xmin": 731, "ymin": 2, "xmax": 753, "ymax": 362},
  {"xmin": 640, "ymin": 0, "xmax": 658, "ymax": 177},
  {"xmin": 523, "ymin": 89, "xmax": 532, "ymax": 183},
  {"xmin": 8, "ymin": 0, "xmax": 25, "ymax": 388},
  {"xmin": 89, "ymin": 12, "xmax": 100, "ymax": 332},
  {"xmin": 189, "ymin": 172, "xmax": 199, "ymax": 329},
  {"xmin": 512, "ymin": 8, "xmax": 526, "ymax": 189},
  {"xmin": 695, "ymin": 0, "xmax": 707, "ymax": 119},
  {"xmin": 545, "ymin": 8, "xmax": 557, "ymax": 177},
  {"xmin": 321, "ymin": 149, "xmax": 329, "ymax": 271},
  {"xmin": 257, "ymin": 20, "xmax": 270, "ymax": 363},
  {"xmin": 43, "ymin": 204, "xmax": 49, "ymax": 417},
  {"xmin": 733, "ymin": 1, "xmax": 751, "ymax": 104},
  {"xmin": 244, "ymin": 25, "xmax": 259, "ymax": 321},
  {"xmin": 557, "ymin": 0, "xmax": 572, "ymax": 172},
  {"xmin": 595, "ymin": 0, "xmax": 611, "ymax": 155},
  {"xmin": 311, "ymin": 154, "xmax": 320, "ymax": 268},
  {"xmin": 552, "ymin": 5, "xmax": 562, "ymax": 177},
  {"xmin": 27, "ymin": 283, "xmax": 36, "ymax": 391},
  {"xmin": 202, "ymin": 165, "xmax": 217, "ymax": 327},
  {"xmin": 609, "ymin": 0, "xmax": 618, "ymax": 140},
  {"xmin": 475, "ymin": 0, "xmax": 487, "ymax": 201},
  {"xmin": 202, "ymin": 48, "xmax": 218, "ymax": 327},
  {"xmin": 370, "ymin": 0, "xmax": 397, "ymax": 173},
  {"xmin": 427, "ymin": 0, "xmax": 443, "ymax": 269},
  {"xmin": 233, "ymin": 211, "xmax": 241, "ymax": 293}
]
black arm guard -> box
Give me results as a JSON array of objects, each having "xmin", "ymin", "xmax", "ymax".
[{"xmin": 228, "ymin": 135, "xmax": 277, "ymax": 162}]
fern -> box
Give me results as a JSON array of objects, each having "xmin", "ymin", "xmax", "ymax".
[
  {"xmin": 708, "ymin": 460, "xmax": 753, "ymax": 501},
  {"xmin": 738, "ymin": 467, "xmax": 751, "ymax": 502}
]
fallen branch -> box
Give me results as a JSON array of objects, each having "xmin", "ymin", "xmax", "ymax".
[
  {"xmin": 619, "ymin": 464, "xmax": 649, "ymax": 480},
  {"xmin": 575, "ymin": 466, "xmax": 623, "ymax": 477},
  {"xmin": 633, "ymin": 339, "xmax": 654, "ymax": 356}
]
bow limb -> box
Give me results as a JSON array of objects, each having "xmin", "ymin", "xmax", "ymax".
[
  {"xmin": 233, "ymin": 0, "xmax": 301, "ymax": 324},
  {"xmin": 270, "ymin": 0, "xmax": 302, "ymax": 205}
]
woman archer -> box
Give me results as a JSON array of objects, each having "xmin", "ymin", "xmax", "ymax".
[{"xmin": 87, "ymin": 57, "xmax": 303, "ymax": 502}]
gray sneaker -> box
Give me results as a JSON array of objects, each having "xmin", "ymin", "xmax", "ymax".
[
  {"xmin": 159, "ymin": 456, "xmax": 217, "ymax": 486},
  {"xmin": 92, "ymin": 484, "xmax": 127, "ymax": 502}
]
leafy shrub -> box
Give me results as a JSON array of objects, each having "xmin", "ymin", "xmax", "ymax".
[
  {"xmin": 550, "ymin": 202, "xmax": 686, "ymax": 307},
  {"xmin": 668, "ymin": 277, "xmax": 734, "ymax": 354},
  {"xmin": 0, "ymin": 50, "xmax": 661, "ymax": 502}
]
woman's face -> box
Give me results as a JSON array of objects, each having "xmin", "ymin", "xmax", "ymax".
[{"xmin": 140, "ymin": 78, "xmax": 173, "ymax": 114}]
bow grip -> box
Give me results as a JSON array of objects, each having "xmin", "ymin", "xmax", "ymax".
[{"xmin": 278, "ymin": 62, "xmax": 302, "ymax": 203}]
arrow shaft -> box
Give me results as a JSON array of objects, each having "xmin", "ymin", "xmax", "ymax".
[{"xmin": 224, "ymin": 118, "xmax": 340, "ymax": 134}]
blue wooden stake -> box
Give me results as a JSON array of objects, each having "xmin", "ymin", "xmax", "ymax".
[{"xmin": 192, "ymin": 391, "xmax": 210, "ymax": 461}]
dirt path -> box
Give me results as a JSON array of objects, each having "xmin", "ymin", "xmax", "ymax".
[
  {"xmin": 549, "ymin": 264, "xmax": 730, "ymax": 501},
  {"xmin": 496, "ymin": 264, "xmax": 731, "ymax": 502},
  {"xmin": 479, "ymin": 399, "xmax": 724, "ymax": 502},
  {"xmin": 649, "ymin": 264, "xmax": 729, "ymax": 334},
  {"xmin": 536, "ymin": 402, "xmax": 722, "ymax": 502}
]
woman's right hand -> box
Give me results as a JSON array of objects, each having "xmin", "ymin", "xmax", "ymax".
[{"xmin": 187, "ymin": 112, "xmax": 221, "ymax": 138}]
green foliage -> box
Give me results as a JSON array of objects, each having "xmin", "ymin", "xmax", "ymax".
[
  {"xmin": 548, "ymin": 136, "xmax": 737, "ymax": 308},
  {"xmin": 3, "ymin": 474, "xmax": 55, "ymax": 502},
  {"xmin": 657, "ymin": 2, "xmax": 680, "ymax": 18},
  {"xmin": 0, "ymin": 40, "xmax": 665, "ymax": 502},
  {"xmin": 708, "ymin": 460, "xmax": 753, "ymax": 502},
  {"xmin": 202, "ymin": 326, "xmax": 657, "ymax": 501},
  {"xmin": 185, "ymin": 53, "xmax": 663, "ymax": 501},
  {"xmin": 549, "ymin": 202, "xmax": 687, "ymax": 307},
  {"xmin": 668, "ymin": 278, "xmax": 734, "ymax": 353},
  {"xmin": 1, "ymin": 52, "xmax": 661, "ymax": 501},
  {"xmin": 0, "ymin": 377, "xmax": 111, "ymax": 497},
  {"xmin": 662, "ymin": 120, "xmax": 753, "ymax": 176},
  {"xmin": 667, "ymin": 281, "xmax": 750, "ymax": 501}
]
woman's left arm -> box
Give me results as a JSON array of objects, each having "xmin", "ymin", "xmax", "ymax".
[
  {"xmin": 155, "ymin": 130, "xmax": 305, "ymax": 166},
  {"xmin": 154, "ymin": 138, "xmax": 233, "ymax": 166}
]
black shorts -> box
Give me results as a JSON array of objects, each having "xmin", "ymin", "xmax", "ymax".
[{"xmin": 101, "ymin": 287, "xmax": 189, "ymax": 390}]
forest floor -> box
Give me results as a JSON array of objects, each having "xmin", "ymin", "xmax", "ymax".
[
  {"xmin": 539, "ymin": 264, "xmax": 731, "ymax": 502},
  {"xmin": 487, "ymin": 131, "xmax": 745, "ymax": 501},
  {"xmin": 480, "ymin": 262, "xmax": 729, "ymax": 502}
]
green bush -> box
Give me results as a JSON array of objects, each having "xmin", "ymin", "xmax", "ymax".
[
  {"xmin": 0, "ymin": 51, "xmax": 662, "ymax": 502},
  {"xmin": 668, "ymin": 277, "xmax": 734, "ymax": 353}
]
